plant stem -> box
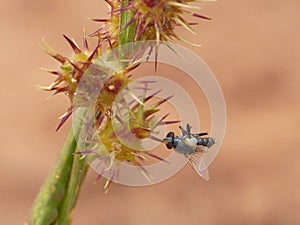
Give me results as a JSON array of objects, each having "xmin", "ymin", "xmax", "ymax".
[
  {"xmin": 119, "ymin": 0, "xmax": 136, "ymax": 45},
  {"xmin": 53, "ymin": 109, "xmax": 89, "ymax": 225},
  {"xmin": 27, "ymin": 128, "xmax": 77, "ymax": 225},
  {"xmin": 27, "ymin": 109, "xmax": 88, "ymax": 225},
  {"xmin": 56, "ymin": 152, "xmax": 89, "ymax": 225}
]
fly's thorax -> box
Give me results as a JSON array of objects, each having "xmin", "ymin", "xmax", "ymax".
[
  {"xmin": 173, "ymin": 136, "xmax": 197, "ymax": 155},
  {"xmin": 185, "ymin": 136, "xmax": 198, "ymax": 145}
]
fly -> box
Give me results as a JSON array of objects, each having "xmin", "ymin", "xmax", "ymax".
[{"xmin": 162, "ymin": 123, "xmax": 215, "ymax": 180}]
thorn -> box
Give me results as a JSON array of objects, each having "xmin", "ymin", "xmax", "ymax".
[
  {"xmin": 83, "ymin": 28, "xmax": 89, "ymax": 51},
  {"xmin": 51, "ymin": 86, "xmax": 69, "ymax": 96},
  {"xmin": 153, "ymin": 113, "xmax": 170, "ymax": 128},
  {"xmin": 110, "ymin": 4, "xmax": 134, "ymax": 14},
  {"xmin": 155, "ymin": 44, "xmax": 159, "ymax": 72},
  {"xmin": 134, "ymin": 161, "xmax": 152, "ymax": 183},
  {"xmin": 114, "ymin": 114, "xmax": 126, "ymax": 126},
  {"xmin": 96, "ymin": 113, "xmax": 105, "ymax": 128},
  {"xmin": 104, "ymin": 180, "xmax": 112, "ymax": 194},
  {"xmin": 107, "ymin": 38, "xmax": 113, "ymax": 50},
  {"xmin": 95, "ymin": 174, "xmax": 102, "ymax": 183},
  {"xmin": 88, "ymin": 27, "xmax": 104, "ymax": 37},
  {"xmin": 176, "ymin": 36, "xmax": 202, "ymax": 47},
  {"xmin": 56, "ymin": 109, "xmax": 72, "ymax": 131},
  {"xmin": 40, "ymin": 68, "xmax": 63, "ymax": 76},
  {"xmin": 159, "ymin": 120, "xmax": 181, "ymax": 125},
  {"xmin": 67, "ymin": 59, "xmax": 84, "ymax": 74},
  {"xmin": 87, "ymin": 43, "xmax": 100, "ymax": 61},
  {"xmin": 131, "ymin": 89, "xmax": 162, "ymax": 111},
  {"xmin": 63, "ymin": 34, "xmax": 81, "ymax": 54},
  {"xmin": 88, "ymin": 18, "xmax": 110, "ymax": 23},
  {"xmin": 135, "ymin": 18, "xmax": 142, "ymax": 41},
  {"xmin": 175, "ymin": 17, "xmax": 197, "ymax": 36},
  {"xmin": 168, "ymin": 1, "xmax": 201, "ymax": 10},
  {"xmin": 122, "ymin": 12, "xmax": 138, "ymax": 31},
  {"xmin": 137, "ymin": 80, "xmax": 157, "ymax": 84},
  {"xmin": 105, "ymin": 0, "xmax": 113, "ymax": 8},
  {"xmin": 95, "ymin": 166, "xmax": 105, "ymax": 183},
  {"xmin": 36, "ymin": 84, "xmax": 52, "ymax": 91},
  {"xmin": 132, "ymin": 86, "xmax": 151, "ymax": 91},
  {"xmin": 143, "ymin": 109, "xmax": 160, "ymax": 118},
  {"xmin": 192, "ymin": 13, "xmax": 212, "ymax": 20},
  {"xmin": 132, "ymin": 152, "xmax": 148, "ymax": 161},
  {"xmin": 74, "ymin": 149, "xmax": 96, "ymax": 155},
  {"xmin": 144, "ymin": 89, "xmax": 162, "ymax": 101},
  {"xmin": 40, "ymin": 38, "xmax": 67, "ymax": 64},
  {"xmin": 144, "ymin": 152, "xmax": 171, "ymax": 164},
  {"xmin": 161, "ymin": 113, "xmax": 170, "ymax": 120},
  {"xmin": 152, "ymin": 95, "xmax": 174, "ymax": 108},
  {"xmin": 149, "ymin": 135, "xmax": 164, "ymax": 143},
  {"xmin": 136, "ymin": 19, "xmax": 150, "ymax": 40},
  {"xmin": 126, "ymin": 90, "xmax": 144, "ymax": 106},
  {"xmin": 125, "ymin": 62, "xmax": 140, "ymax": 73}
]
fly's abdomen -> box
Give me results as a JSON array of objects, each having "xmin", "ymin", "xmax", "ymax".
[{"xmin": 197, "ymin": 138, "xmax": 215, "ymax": 148}]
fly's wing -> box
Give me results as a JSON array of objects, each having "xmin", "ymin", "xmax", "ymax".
[{"xmin": 184, "ymin": 148, "xmax": 209, "ymax": 180}]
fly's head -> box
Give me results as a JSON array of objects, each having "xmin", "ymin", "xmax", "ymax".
[{"xmin": 163, "ymin": 131, "xmax": 176, "ymax": 149}]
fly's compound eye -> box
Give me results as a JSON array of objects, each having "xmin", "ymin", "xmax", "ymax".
[
  {"xmin": 166, "ymin": 132, "xmax": 175, "ymax": 138},
  {"xmin": 165, "ymin": 132, "xmax": 175, "ymax": 149},
  {"xmin": 166, "ymin": 143, "xmax": 173, "ymax": 149}
]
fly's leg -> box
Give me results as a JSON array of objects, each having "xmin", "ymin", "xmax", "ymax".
[
  {"xmin": 192, "ymin": 132, "xmax": 208, "ymax": 138},
  {"xmin": 179, "ymin": 125, "xmax": 188, "ymax": 136},
  {"xmin": 186, "ymin": 123, "xmax": 192, "ymax": 138}
]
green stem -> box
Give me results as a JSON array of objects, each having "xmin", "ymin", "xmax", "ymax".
[
  {"xmin": 54, "ymin": 109, "xmax": 89, "ymax": 225},
  {"xmin": 27, "ymin": 109, "xmax": 88, "ymax": 225},
  {"xmin": 56, "ymin": 153, "xmax": 89, "ymax": 225},
  {"xmin": 27, "ymin": 128, "xmax": 77, "ymax": 225},
  {"xmin": 119, "ymin": 0, "xmax": 137, "ymax": 45}
]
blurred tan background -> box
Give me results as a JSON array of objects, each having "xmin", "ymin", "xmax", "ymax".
[{"xmin": 1, "ymin": 0, "xmax": 300, "ymax": 224}]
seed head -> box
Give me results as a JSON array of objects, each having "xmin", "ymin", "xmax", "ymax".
[{"xmin": 107, "ymin": 0, "xmax": 211, "ymax": 44}]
